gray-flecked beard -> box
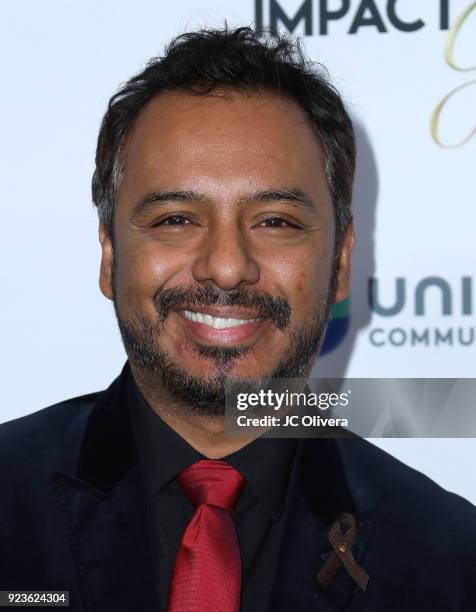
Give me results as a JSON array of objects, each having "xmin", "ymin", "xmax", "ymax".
[{"xmin": 112, "ymin": 283, "xmax": 331, "ymax": 417}]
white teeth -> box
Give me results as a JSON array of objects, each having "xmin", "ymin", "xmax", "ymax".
[{"xmin": 183, "ymin": 310, "xmax": 261, "ymax": 329}]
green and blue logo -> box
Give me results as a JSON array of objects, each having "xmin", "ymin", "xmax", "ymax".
[{"xmin": 321, "ymin": 297, "xmax": 350, "ymax": 356}]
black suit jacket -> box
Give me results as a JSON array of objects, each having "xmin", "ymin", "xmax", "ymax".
[{"xmin": 1, "ymin": 363, "xmax": 476, "ymax": 611}]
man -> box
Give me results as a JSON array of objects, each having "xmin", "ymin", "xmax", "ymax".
[{"xmin": 1, "ymin": 27, "xmax": 475, "ymax": 612}]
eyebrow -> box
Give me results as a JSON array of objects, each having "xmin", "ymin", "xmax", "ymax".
[
  {"xmin": 130, "ymin": 190, "xmax": 208, "ymax": 222},
  {"xmin": 239, "ymin": 188, "xmax": 315, "ymax": 210},
  {"xmin": 130, "ymin": 187, "xmax": 316, "ymax": 223}
]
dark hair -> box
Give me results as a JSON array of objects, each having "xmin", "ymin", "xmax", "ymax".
[{"xmin": 92, "ymin": 26, "xmax": 355, "ymax": 251}]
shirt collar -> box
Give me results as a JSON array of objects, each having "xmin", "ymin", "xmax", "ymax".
[{"xmin": 128, "ymin": 370, "xmax": 299, "ymax": 520}]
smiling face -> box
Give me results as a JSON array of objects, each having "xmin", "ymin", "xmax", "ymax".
[{"xmin": 99, "ymin": 90, "xmax": 354, "ymax": 414}]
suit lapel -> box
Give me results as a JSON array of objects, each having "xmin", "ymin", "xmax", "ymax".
[
  {"xmin": 52, "ymin": 364, "xmax": 158, "ymax": 612},
  {"xmin": 269, "ymin": 436, "xmax": 383, "ymax": 612}
]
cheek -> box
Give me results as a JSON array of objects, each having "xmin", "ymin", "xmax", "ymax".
[
  {"xmin": 292, "ymin": 270, "xmax": 326, "ymax": 318},
  {"xmin": 113, "ymin": 242, "xmax": 181, "ymax": 308},
  {"xmin": 261, "ymin": 247, "xmax": 331, "ymax": 313}
]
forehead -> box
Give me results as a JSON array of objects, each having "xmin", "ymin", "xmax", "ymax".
[{"xmin": 119, "ymin": 89, "xmax": 328, "ymax": 202}]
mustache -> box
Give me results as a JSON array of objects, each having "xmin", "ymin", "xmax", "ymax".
[{"xmin": 153, "ymin": 285, "xmax": 291, "ymax": 330}]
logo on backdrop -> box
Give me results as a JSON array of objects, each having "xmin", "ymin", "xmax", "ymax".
[
  {"xmin": 322, "ymin": 276, "xmax": 474, "ymax": 354},
  {"xmin": 431, "ymin": 2, "xmax": 476, "ymax": 148},
  {"xmin": 368, "ymin": 276, "xmax": 475, "ymax": 348},
  {"xmin": 254, "ymin": 0, "xmax": 450, "ymax": 36}
]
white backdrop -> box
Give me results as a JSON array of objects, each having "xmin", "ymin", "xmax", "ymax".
[{"xmin": 1, "ymin": 1, "xmax": 475, "ymax": 501}]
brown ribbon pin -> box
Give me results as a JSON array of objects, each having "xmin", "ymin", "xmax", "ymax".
[{"xmin": 317, "ymin": 512, "xmax": 369, "ymax": 592}]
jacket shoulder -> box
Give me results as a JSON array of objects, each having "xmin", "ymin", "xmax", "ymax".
[
  {"xmin": 338, "ymin": 436, "xmax": 476, "ymax": 525},
  {"xmin": 348, "ymin": 437, "xmax": 474, "ymax": 504},
  {"xmin": 0, "ymin": 391, "xmax": 98, "ymax": 473}
]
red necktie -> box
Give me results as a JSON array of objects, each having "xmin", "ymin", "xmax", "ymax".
[{"xmin": 167, "ymin": 459, "xmax": 245, "ymax": 612}]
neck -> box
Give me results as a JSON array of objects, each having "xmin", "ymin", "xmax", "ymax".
[{"xmin": 130, "ymin": 364, "xmax": 261, "ymax": 459}]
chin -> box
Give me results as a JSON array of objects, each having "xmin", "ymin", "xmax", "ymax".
[{"xmin": 185, "ymin": 360, "xmax": 272, "ymax": 381}]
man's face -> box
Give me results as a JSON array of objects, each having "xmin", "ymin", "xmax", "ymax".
[{"xmin": 99, "ymin": 90, "xmax": 353, "ymax": 412}]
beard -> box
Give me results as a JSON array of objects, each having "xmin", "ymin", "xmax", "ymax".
[{"xmin": 112, "ymin": 276, "xmax": 332, "ymax": 417}]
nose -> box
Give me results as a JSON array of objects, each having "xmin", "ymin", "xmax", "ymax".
[{"xmin": 191, "ymin": 223, "xmax": 260, "ymax": 290}]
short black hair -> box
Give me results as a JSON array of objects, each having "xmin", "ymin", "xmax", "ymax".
[{"xmin": 92, "ymin": 26, "xmax": 355, "ymax": 251}]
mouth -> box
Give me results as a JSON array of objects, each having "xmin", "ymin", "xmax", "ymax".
[
  {"xmin": 176, "ymin": 307, "xmax": 269, "ymax": 344},
  {"xmin": 182, "ymin": 308, "xmax": 264, "ymax": 329}
]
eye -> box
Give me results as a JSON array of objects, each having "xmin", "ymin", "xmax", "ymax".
[
  {"xmin": 258, "ymin": 217, "xmax": 299, "ymax": 228},
  {"xmin": 155, "ymin": 215, "xmax": 193, "ymax": 226}
]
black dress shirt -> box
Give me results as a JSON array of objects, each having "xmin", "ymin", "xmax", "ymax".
[{"xmin": 127, "ymin": 371, "xmax": 300, "ymax": 612}]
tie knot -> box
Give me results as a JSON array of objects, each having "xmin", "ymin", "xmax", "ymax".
[{"xmin": 178, "ymin": 459, "xmax": 245, "ymax": 513}]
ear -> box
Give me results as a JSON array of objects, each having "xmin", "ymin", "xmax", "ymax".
[
  {"xmin": 333, "ymin": 224, "xmax": 355, "ymax": 304},
  {"xmin": 98, "ymin": 224, "xmax": 114, "ymax": 300}
]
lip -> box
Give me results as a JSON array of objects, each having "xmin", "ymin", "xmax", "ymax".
[{"xmin": 175, "ymin": 309, "xmax": 269, "ymax": 344}]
